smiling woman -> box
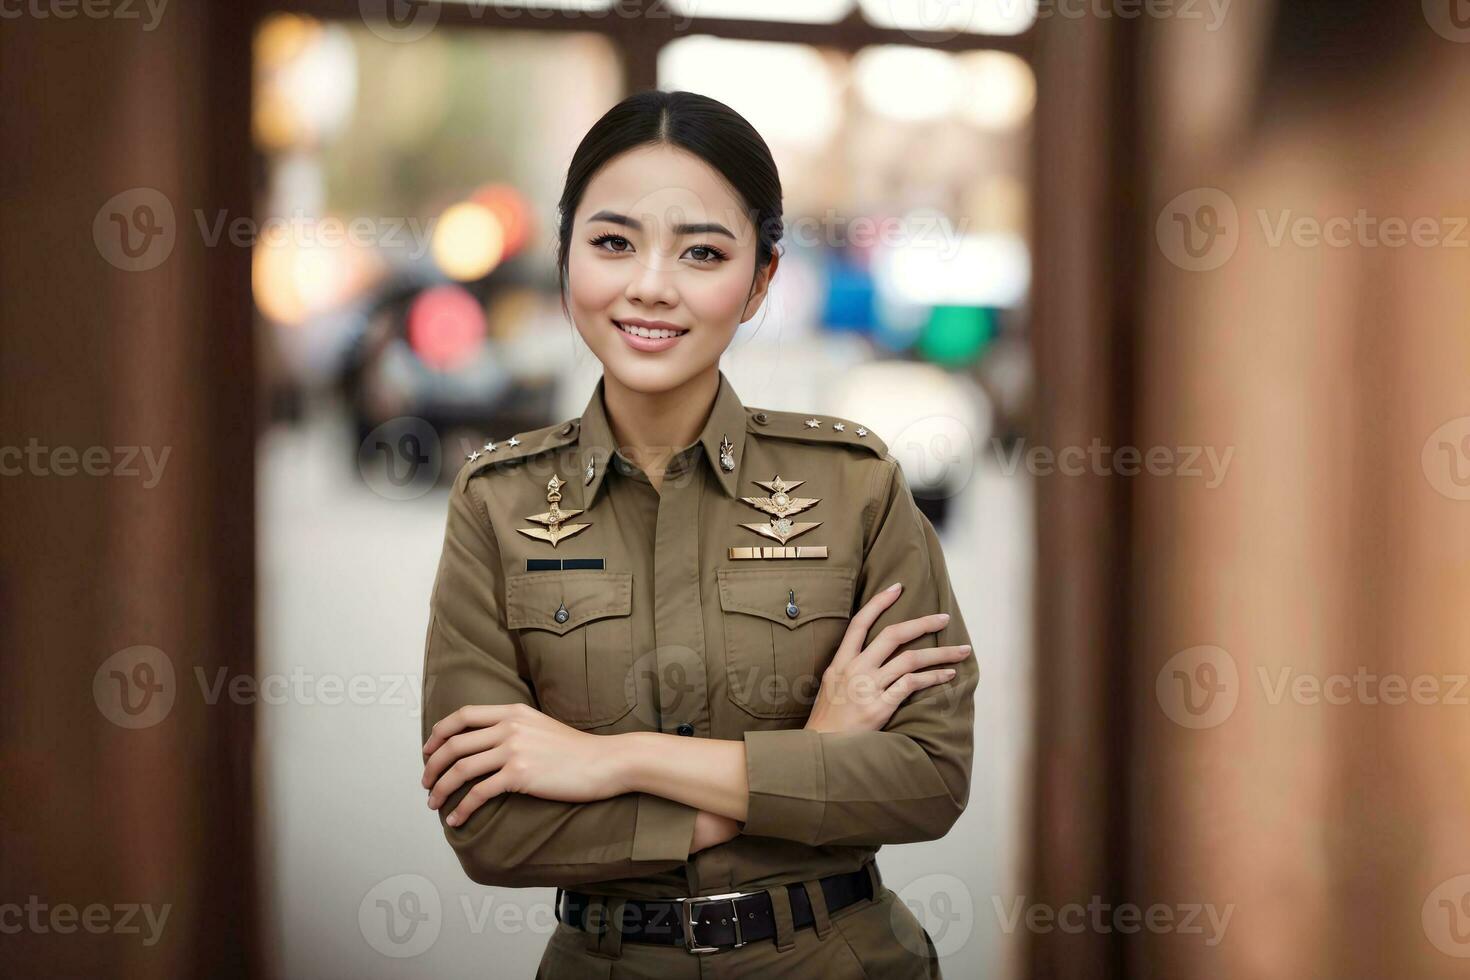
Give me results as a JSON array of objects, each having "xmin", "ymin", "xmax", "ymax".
[{"xmin": 419, "ymin": 90, "xmax": 976, "ymax": 978}]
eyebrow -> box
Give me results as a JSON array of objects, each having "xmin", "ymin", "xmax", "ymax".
[{"xmin": 586, "ymin": 209, "xmax": 736, "ymax": 239}]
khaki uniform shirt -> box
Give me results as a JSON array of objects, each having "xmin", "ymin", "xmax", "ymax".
[{"xmin": 421, "ymin": 369, "xmax": 977, "ymax": 900}]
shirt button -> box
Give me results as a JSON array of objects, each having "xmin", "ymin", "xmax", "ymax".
[
  {"xmin": 675, "ymin": 723, "xmax": 695, "ymax": 736},
  {"xmin": 753, "ymin": 412, "xmax": 769, "ymax": 425},
  {"xmin": 559, "ymin": 422, "xmax": 575, "ymax": 436}
]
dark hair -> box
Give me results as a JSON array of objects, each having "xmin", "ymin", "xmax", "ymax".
[{"xmin": 554, "ymin": 90, "xmax": 784, "ymax": 318}]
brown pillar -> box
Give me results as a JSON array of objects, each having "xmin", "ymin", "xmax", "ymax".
[{"xmin": 0, "ymin": 3, "xmax": 259, "ymax": 977}]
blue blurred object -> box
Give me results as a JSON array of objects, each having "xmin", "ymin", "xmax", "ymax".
[{"xmin": 821, "ymin": 251, "xmax": 877, "ymax": 333}]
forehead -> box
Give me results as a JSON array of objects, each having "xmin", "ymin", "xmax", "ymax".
[{"xmin": 576, "ymin": 144, "xmax": 753, "ymax": 235}]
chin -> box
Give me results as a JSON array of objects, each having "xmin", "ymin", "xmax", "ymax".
[{"xmin": 599, "ymin": 353, "xmax": 702, "ymax": 395}]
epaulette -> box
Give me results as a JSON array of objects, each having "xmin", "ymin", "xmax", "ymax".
[
  {"xmin": 457, "ymin": 417, "xmax": 581, "ymax": 485},
  {"xmin": 743, "ymin": 406, "xmax": 889, "ymax": 457}
]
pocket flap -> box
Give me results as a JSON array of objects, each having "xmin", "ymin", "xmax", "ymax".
[
  {"xmin": 505, "ymin": 570, "xmax": 632, "ymax": 635},
  {"xmin": 716, "ymin": 566, "xmax": 857, "ymax": 629}
]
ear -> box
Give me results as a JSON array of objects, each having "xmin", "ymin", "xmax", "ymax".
[{"xmin": 740, "ymin": 250, "xmax": 780, "ymax": 323}]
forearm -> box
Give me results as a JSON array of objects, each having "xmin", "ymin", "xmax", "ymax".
[{"xmin": 613, "ymin": 731, "xmax": 750, "ymax": 823}]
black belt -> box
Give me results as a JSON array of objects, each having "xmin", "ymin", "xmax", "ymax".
[{"xmin": 555, "ymin": 863, "xmax": 876, "ymax": 954}]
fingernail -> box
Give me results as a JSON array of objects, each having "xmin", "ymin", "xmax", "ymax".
[
  {"xmin": 939, "ymin": 612, "xmax": 951, "ymax": 622},
  {"xmin": 961, "ymin": 644, "xmax": 972, "ymax": 652},
  {"xmin": 943, "ymin": 669, "xmax": 956, "ymax": 678},
  {"xmin": 886, "ymin": 582, "xmax": 902, "ymax": 592}
]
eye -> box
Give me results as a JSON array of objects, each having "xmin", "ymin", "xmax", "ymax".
[
  {"xmin": 588, "ymin": 232, "xmax": 633, "ymax": 253},
  {"xmin": 685, "ymin": 244, "xmax": 729, "ymax": 264}
]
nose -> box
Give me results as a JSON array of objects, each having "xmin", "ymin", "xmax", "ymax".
[{"xmin": 623, "ymin": 250, "xmax": 678, "ymax": 309}]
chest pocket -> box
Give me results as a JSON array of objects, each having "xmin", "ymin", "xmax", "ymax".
[
  {"xmin": 717, "ymin": 566, "xmax": 857, "ymax": 719},
  {"xmin": 505, "ymin": 570, "xmax": 635, "ymax": 729}
]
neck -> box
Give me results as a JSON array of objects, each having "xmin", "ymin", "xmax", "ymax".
[{"xmin": 603, "ymin": 367, "xmax": 719, "ymax": 481}]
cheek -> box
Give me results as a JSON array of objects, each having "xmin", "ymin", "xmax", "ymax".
[
  {"xmin": 567, "ymin": 253, "xmax": 624, "ymax": 314},
  {"xmin": 683, "ymin": 267, "xmax": 754, "ymax": 324}
]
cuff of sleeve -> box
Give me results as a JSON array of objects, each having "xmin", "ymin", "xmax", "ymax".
[
  {"xmin": 630, "ymin": 793, "xmax": 698, "ymax": 863},
  {"xmin": 741, "ymin": 728, "xmax": 826, "ymax": 844}
]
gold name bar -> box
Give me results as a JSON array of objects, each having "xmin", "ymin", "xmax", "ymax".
[{"xmin": 727, "ymin": 546, "xmax": 829, "ymax": 560}]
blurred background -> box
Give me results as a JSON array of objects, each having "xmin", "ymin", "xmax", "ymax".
[{"xmin": 6, "ymin": 0, "xmax": 1470, "ymax": 978}]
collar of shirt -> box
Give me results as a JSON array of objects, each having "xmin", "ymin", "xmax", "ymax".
[{"xmin": 577, "ymin": 368, "xmax": 749, "ymax": 507}]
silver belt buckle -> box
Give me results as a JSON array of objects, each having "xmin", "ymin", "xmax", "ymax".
[{"xmin": 675, "ymin": 889, "xmax": 756, "ymax": 954}]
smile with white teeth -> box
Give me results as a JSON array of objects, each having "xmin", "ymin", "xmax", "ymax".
[{"xmin": 615, "ymin": 320, "xmax": 689, "ymax": 339}]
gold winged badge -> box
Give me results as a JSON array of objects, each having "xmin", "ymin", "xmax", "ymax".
[
  {"xmin": 516, "ymin": 475, "xmax": 590, "ymax": 548},
  {"xmin": 738, "ymin": 475, "xmax": 821, "ymax": 544}
]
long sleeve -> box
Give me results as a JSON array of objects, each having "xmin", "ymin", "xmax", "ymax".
[
  {"xmin": 739, "ymin": 456, "xmax": 979, "ymax": 846},
  {"xmin": 421, "ymin": 469, "xmax": 697, "ymax": 888}
]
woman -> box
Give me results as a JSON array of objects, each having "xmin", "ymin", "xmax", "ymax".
[{"xmin": 419, "ymin": 90, "xmax": 977, "ymax": 978}]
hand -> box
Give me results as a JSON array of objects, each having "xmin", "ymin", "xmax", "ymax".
[
  {"xmin": 421, "ymin": 703, "xmax": 622, "ymax": 827},
  {"xmin": 805, "ymin": 582, "xmax": 971, "ymax": 735},
  {"xmin": 690, "ymin": 809, "xmax": 742, "ymax": 853}
]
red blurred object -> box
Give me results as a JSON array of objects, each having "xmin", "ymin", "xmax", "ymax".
[
  {"xmin": 407, "ymin": 284, "xmax": 487, "ymax": 370},
  {"xmin": 471, "ymin": 183, "xmax": 533, "ymax": 258}
]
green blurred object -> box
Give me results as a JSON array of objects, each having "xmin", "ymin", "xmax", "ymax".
[{"xmin": 918, "ymin": 305, "xmax": 996, "ymax": 365}]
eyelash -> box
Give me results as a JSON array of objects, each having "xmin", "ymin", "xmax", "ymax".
[{"xmin": 585, "ymin": 233, "xmax": 729, "ymax": 265}]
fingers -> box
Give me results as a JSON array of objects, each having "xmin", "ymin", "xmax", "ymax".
[
  {"xmin": 445, "ymin": 768, "xmax": 512, "ymax": 828},
  {"xmin": 422, "ymin": 725, "xmax": 501, "ymax": 789},
  {"xmin": 853, "ymin": 611, "xmax": 951, "ymax": 669},
  {"xmin": 831, "ymin": 582, "xmax": 905, "ymax": 669},
  {"xmin": 873, "ymin": 643, "xmax": 972, "ymax": 690},
  {"xmin": 422, "ymin": 703, "xmax": 524, "ymax": 757},
  {"xmin": 881, "ymin": 668, "xmax": 960, "ymax": 707},
  {"xmin": 427, "ymin": 744, "xmax": 507, "ymax": 812}
]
